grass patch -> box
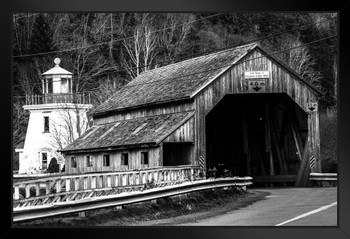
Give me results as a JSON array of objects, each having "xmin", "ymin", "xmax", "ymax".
[{"xmin": 14, "ymin": 187, "xmax": 268, "ymax": 226}]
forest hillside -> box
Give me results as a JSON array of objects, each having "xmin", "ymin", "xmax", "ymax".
[{"xmin": 12, "ymin": 13, "xmax": 338, "ymax": 171}]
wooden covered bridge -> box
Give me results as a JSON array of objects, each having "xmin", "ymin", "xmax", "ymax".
[{"xmin": 61, "ymin": 42, "xmax": 322, "ymax": 186}]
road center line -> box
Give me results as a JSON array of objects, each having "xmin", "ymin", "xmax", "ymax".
[{"xmin": 275, "ymin": 201, "xmax": 337, "ymax": 226}]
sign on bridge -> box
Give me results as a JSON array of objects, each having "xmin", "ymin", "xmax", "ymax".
[
  {"xmin": 306, "ymin": 102, "xmax": 318, "ymax": 112},
  {"xmin": 244, "ymin": 71, "xmax": 269, "ymax": 93}
]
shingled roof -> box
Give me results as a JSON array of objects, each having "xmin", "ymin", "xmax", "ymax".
[
  {"xmin": 91, "ymin": 43, "xmax": 259, "ymax": 116},
  {"xmin": 61, "ymin": 111, "xmax": 194, "ymax": 153}
]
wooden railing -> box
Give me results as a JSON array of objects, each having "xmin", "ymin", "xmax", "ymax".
[
  {"xmin": 25, "ymin": 93, "xmax": 91, "ymax": 105},
  {"xmin": 13, "ymin": 166, "xmax": 204, "ymax": 200}
]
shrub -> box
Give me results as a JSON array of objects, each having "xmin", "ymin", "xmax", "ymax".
[{"xmin": 47, "ymin": 157, "xmax": 60, "ymax": 173}]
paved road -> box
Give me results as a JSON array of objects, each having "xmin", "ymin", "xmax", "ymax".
[{"xmin": 178, "ymin": 187, "xmax": 337, "ymax": 226}]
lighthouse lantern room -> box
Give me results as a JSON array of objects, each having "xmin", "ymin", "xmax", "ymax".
[{"xmin": 42, "ymin": 58, "xmax": 73, "ymax": 95}]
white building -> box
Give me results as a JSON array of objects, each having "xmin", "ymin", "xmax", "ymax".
[{"xmin": 18, "ymin": 58, "xmax": 93, "ymax": 174}]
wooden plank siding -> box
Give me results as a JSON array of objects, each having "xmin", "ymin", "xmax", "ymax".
[
  {"xmin": 193, "ymin": 48, "xmax": 320, "ymax": 170},
  {"xmin": 162, "ymin": 117, "xmax": 194, "ymax": 143},
  {"xmin": 65, "ymin": 147, "xmax": 160, "ymax": 174},
  {"xmin": 93, "ymin": 102, "xmax": 194, "ymax": 125}
]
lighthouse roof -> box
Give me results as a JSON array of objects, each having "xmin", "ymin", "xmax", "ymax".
[{"xmin": 42, "ymin": 58, "xmax": 72, "ymax": 76}]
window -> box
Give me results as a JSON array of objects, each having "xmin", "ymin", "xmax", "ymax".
[
  {"xmin": 47, "ymin": 79, "xmax": 53, "ymax": 93},
  {"xmin": 42, "ymin": 152, "xmax": 47, "ymax": 169},
  {"xmin": 71, "ymin": 157, "xmax": 77, "ymax": 168},
  {"xmin": 43, "ymin": 78, "xmax": 53, "ymax": 94},
  {"xmin": 141, "ymin": 152, "xmax": 149, "ymax": 165},
  {"xmin": 68, "ymin": 78, "xmax": 72, "ymax": 93},
  {"xmin": 44, "ymin": 116, "xmax": 50, "ymax": 133},
  {"xmin": 86, "ymin": 156, "xmax": 93, "ymax": 167},
  {"xmin": 61, "ymin": 78, "xmax": 68, "ymax": 93},
  {"xmin": 103, "ymin": 155, "xmax": 110, "ymax": 167},
  {"xmin": 121, "ymin": 153, "xmax": 128, "ymax": 166}
]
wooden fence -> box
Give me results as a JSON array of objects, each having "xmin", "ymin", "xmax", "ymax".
[{"xmin": 13, "ymin": 166, "xmax": 204, "ymax": 200}]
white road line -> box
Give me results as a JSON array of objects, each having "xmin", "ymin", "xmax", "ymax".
[{"xmin": 275, "ymin": 201, "xmax": 337, "ymax": 226}]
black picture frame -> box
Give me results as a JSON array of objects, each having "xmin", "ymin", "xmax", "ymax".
[{"xmin": 3, "ymin": 0, "xmax": 350, "ymax": 238}]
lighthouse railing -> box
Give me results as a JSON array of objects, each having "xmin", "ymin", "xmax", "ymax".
[{"xmin": 25, "ymin": 93, "xmax": 91, "ymax": 105}]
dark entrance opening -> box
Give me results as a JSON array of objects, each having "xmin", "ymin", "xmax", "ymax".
[
  {"xmin": 206, "ymin": 93, "xmax": 308, "ymax": 186},
  {"xmin": 163, "ymin": 143, "xmax": 193, "ymax": 166}
]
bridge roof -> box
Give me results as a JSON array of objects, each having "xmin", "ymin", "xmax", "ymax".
[{"xmin": 91, "ymin": 42, "xmax": 321, "ymax": 117}]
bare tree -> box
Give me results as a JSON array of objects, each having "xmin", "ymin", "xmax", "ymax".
[
  {"xmin": 89, "ymin": 77, "xmax": 125, "ymax": 106},
  {"xmin": 273, "ymin": 34, "xmax": 323, "ymax": 88},
  {"xmin": 157, "ymin": 13, "xmax": 195, "ymax": 63},
  {"xmin": 12, "ymin": 13, "xmax": 36, "ymax": 55},
  {"xmin": 14, "ymin": 64, "xmax": 38, "ymax": 95},
  {"xmin": 49, "ymin": 103, "xmax": 90, "ymax": 151},
  {"xmin": 120, "ymin": 13, "xmax": 158, "ymax": 78},
  {"xmin": 48, "ymin": 104, "xmax": 90, "ymax": 171},
  {"xmin": 53, "ymin": 13, "xmax": 118, "ymax": 93},
  {"xmin": 120, "ymin": 13, "xmax": 196, "ymax": 79}
]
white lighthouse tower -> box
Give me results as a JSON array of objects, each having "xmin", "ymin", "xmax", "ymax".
[{"xmin": 18, "ymin": 58, "xmax": 93, "ymax": 174}]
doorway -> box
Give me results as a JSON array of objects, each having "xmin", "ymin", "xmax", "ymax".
[{"xmin": 163, "ymin": 143, "xmax": 193, "ymax": 166}]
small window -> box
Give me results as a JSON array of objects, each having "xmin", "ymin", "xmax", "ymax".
[
  {"xmin": 47, "ymin": 79, "xmax": 53, "ymax": 93},
  {"xmin": 86, "ymin": 156, "xmax": 93, "ymax": 167},
  {"xmin": 61, "ymin": 78, "xmax": 68, "ymax": 93},
  {"xmin": 71, "ymin": 157, "xmax": 77, "ymax": 168},
  {"xmin": 141, "ymin": 152, "xmax": 149, "ymax": 165},
  {"xmin": 68, "ymin": 78, "xmax": 72, "ymax": 93},
  {"xmin": 121, "ymin": 153, "xmax": 128, "ymax": 166},
  {"xmin": 103, "ymin": 155, "xmax": 110, "ymax": 167},
  {"xmin": 44, "ymin": 116, "xmax": 50, "ymax": 133},
  {"xmin": 42, "ymin": 152, "xmax": 47, "ymax": 169}
]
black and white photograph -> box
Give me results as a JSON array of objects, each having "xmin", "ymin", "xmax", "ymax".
[{"xmin": 12, "ymin": 12, "xmax": 339, "ymax": 227}]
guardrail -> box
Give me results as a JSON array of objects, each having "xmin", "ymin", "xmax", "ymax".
[
  {"xmin": 13, "ymin": 166, "xmax": 204, "ymax": 200},
  {"xmin": 309, "ymin": 173, "xmax": 337, "ymax": 187},
  {"xmin": 13, "ymin": 176, "xmax": 253, "ymax": 222}
]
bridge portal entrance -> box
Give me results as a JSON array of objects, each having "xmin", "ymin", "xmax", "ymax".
[{"xmin": 205, "ymin": 93, "xmax": 308, "ymax": 186}]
